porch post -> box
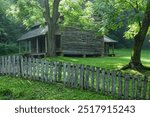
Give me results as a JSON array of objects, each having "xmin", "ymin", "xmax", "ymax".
[
  {"xmin": 29, "ymin": 40, "xmax": 31, "ymax": 53},
  {"xmin": 45, "ymin": 36, "xmax": 47, "ymax": 54},
  {"xmin": 36, "ymin": 38, "xmax": 39, "ymax": 53}
]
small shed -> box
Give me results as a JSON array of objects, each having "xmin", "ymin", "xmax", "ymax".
[
  {"xmin": 103, "ymin": 36, "xmax": 118, "ymax": 56},
  {"xmin": 17, "ymin": 25, "xmax": 104, "ymax": 57}
]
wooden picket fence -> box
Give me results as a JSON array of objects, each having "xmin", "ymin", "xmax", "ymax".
[{"xmin": 0, "ymin": 55, "xmax": 149, "ymax": 100}]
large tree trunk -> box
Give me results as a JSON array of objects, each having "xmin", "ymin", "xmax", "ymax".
[
  {"xmin": 44, "ymin": 0, "xmax": 60, "ymax": 57},
  {"xmin": 123, "ymin": 0, "xmax": 150, "ymax": 71}
]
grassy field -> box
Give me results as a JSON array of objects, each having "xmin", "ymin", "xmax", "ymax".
[
  {"xmin": 0, "ymin": 76, "xmax": 113, "ymax": 100},
  {"xmin": 45, "ymin": 49, "xmax": 150, "ymax": 77}
]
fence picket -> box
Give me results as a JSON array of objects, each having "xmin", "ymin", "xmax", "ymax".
[
  {"xmin": 142, "ymin": 76, "xmax": 148, "ymax": 99},
  {"xmin": 106, "ymin": 70, "xmax": 110, "ymax": 95},
  {"xmin": 124, "ymin": 74, "xmax": 130, "ymax": 99},
  {"xmin": 80, "ymin": 65, "xmax": 84, "ymax": 89},
  {"xmin": 74, "ymin": 64, "xmax": 79, "ymax": 88},
  {"xmin": 112, "ymin": 70, "xmax": 116, "ymax": 96},
  {"xmin": 45, "ymin": 61, "xmax": 49, "ymax": 82},
  {"xmin": 136, "ymin": 76, "xmax": 142, "ymax": 99},
  {"xmin": 20, "ymin": 56, "xmax": 24, "ymax": 77},
  {"xmin": 118, "ymin": 71, "xmax": 122, "ymax": 99},
  {"xmin": 91, "ymin": 66, "xmax": 95, "ymax": 90},
  {"xmin": 49, "ymin": 62, "xmax": 53, "ymax": 83},
  {"xmin": 96, "ymin": 67, "xmax": 100, "ymax": 92},
  {"xmin": 63, "ymin": 63, "xmax": 67, "ymax": 85},
  {"xmin": 84, "ymin": 66, "xmax": 90, "ymax": 90},
  {"xmin": 101, "ymin": 69, "xmax": 105, "ymax": 94},
  {"xmin": 58, "ymin": 62, "xmax": 62, "ymax": 82}
]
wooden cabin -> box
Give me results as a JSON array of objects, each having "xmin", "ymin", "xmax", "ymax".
[{"xmin": 18, "ymin": 24, "xmax": 105, "ymax": 57}]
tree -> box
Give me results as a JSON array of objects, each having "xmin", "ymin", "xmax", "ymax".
[
  {"xmin": 9, "ymin": 0, "xmax": 96, "ymax": 56},
  {"xmin": 43, "ymin": 0, "xmax": 60, "ymax": 56},
  {"xmin": 94, "ymin": 0, "xmax": 150, "ymax": 71}
]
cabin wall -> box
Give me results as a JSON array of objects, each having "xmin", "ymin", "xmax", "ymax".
[{"xmin": 61, "ymin": 28, "xmax": 104, "ymax": 56}]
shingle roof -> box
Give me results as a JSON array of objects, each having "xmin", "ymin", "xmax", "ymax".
[
  {"xmin": 17, "ymin": 26, "xmax": 60, "ymax": 41},
  {"xmin": 104, "ymin": 36, "xmax": 118, "ymax": 43}
]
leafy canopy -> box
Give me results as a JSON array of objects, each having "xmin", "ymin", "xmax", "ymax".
[
  {"xmin": 94, "ymin": 0, "xmax": 150, "ymax": 39},
  {"xmin": 8, "ymin": 0, "xmax": 98, "ymax": 30}
]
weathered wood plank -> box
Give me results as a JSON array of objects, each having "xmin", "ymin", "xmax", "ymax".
[
  {"xmin": 80, "ymin": 64, "xmax": 84, "ymax": 89},
  {"xmin": 101, "ymin": 68, "xmax": 105, "ymax": 94},
  {"xmin": 136, "ymin": 76, "xmax": 142, "ymax": 99},
  {"xmin": 112, "ymin": 70, "xmax": 116, "ymax": 96},
  {"xmin": 49, "ymin": 62, "xmax": 54, "ymax": 83},
  {"xmin": 106, "ymin": 70, "xmax": 110, "ymax": 95},
  {"xmin": 28, "ymin": 57, "xmax": 32, "ymax": 79},
  {"xmin": 118, "ymin": 71, "xmax": 122, "ymax": 99},
  {"xmin": 96, "ymin": 67, "xmax": 100, "ymax": 92},
  {"xmin": 20, "ymin": 56, "xmax": 24, "ymax": 78},
  {"xmin": 85, "ymin": 65, "xmax": 90, "ymax": 90},
  {"xmin": 63, "ymin": 63, "xmax": 67, "ymax": 85},
  {"xmin": 142, "ymin": 76, "xmax": 148, "ymax": 99},
  {"xmin": 58, "ymin": 62, "xmax": 62, "ymax": 82},
  {"xmin": 74, "ymin": 64, "xmax": 79, "ymax": 88},
  {"xmin": 54, "ymin": 62, "xmax": 58, "ymax": 82},
  {"xmin": 36, "ymin": 59, "xmax": 40, "ymax": 80},
  {"xmin": 8, "ymin": 56, "xmax": 11, "ymax": 75},
  {"xmin": 124, "ymin": 74, "xmax": 130, "ymax": 99},
  {"xmin": 91, "ymin": 66, "xmax": 95, "ymax": 90},
  {"xmin": 67, "ymin": 63, "xmax": 71, "ymax": 86},
  {"xmin": 45, "ymin": 61, "xmax": 49, "ymax": 82},
  {"xmin": 131, "ymin": 76, "xmax": 135, "ymax": 99},
  {"xmin": 32, "ymin": 58, "xmax": 36, "ymax": 80},
  {"xmin": 71, "ymin": 65, "xmax": 75, "ymax": 87},
  {"xmin": 41, "ymin": 60, "xmax": 45, "ymax": 81}
]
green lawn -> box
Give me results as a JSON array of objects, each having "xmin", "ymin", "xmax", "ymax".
[
  {"xmin": 0, "ymin": 76, "xmax": 113, "ymax": 100},
  {"xmin": 45, "ymin": 49, "xmax": 150, "ymax": 77}
]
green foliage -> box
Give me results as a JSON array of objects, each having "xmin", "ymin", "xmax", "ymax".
[
  {"xmin": 0, "ymin": 0, "xmax": 25, "ymax": 43},
  {"xmin": 94, "ymin": 0, "xmax": 149, "ymax": 39},
  {"xmin": 0, "ymin": 76, "xmax": 113, "ymax": 100},
  {"xmin": 0, "ymin": 43, "xmax": 18, "ymax": 55}
]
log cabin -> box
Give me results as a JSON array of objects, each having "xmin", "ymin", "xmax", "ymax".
[{"xmin": 17, "ymin": 24, "xmax": 117, "ymax": 57}]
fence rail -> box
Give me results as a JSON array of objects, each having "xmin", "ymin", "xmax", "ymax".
[{"xmin": 0, "ymin": 55, "xmax": 149, "ymax": 100}]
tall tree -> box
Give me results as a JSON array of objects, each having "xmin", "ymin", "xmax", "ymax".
[
  {"xmin": 43, "ymin": 0, "xmax": 60, "ymax": 56},
  {"xmin": 94, "ymin": 0, "xmax": 150, "ymax": 71}
]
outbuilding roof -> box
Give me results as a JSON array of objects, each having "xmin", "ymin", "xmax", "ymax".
[{"xmin": 104, "ymin": 35, "xmax": 118, "ymax": 43}]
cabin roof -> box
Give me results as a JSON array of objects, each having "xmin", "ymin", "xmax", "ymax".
[
  {"xmin": 104, "ymin": 36, "xmax": 118, "ymax": 43},
  {"xmin": 17, "ymin": 26, "xmax": 60, "ymax": 41}
]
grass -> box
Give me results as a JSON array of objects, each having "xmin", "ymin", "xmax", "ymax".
[
  {"xmin": 45, "ymin": 49, "xmax": 150, "ymax": 77},
  {"xmin": 0, "ymin": 76, "xmax": 113, "ymax": 100}
]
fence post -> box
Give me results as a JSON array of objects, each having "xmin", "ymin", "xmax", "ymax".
[
  {"xmin": 63, "ymin": 63, "xmax": 67, "ymax": 85},
  {"xmin": 124, "ymin": 74, "xmax": 130, "ymax": 99},
  {"xmin": 112, "ymin": 70, "xmax": 116, "ymax": 96},
  {"xmin": 20, "ymin": 56, "xmax": 24, "ymax": 78},
  {"xmin": 32, "ymin": 58, "xmax": 36, "ymax": 80},
  {"xmin": 71, "ymin": 65, "xmax": 75, "ymax": 87},
  {"xmin": 45, "ymin": 61, "xmax": 49, "ymax": 82},
  {"xmin": 91, "ymin": 66, "xmax": 95, "ymax": 90},
  {"xmin": 96, "ymin": 67, "xmax": 100, "ymax": 92},
  {"xmin": 136, "ymin": 75, "xmax": 142, "ymax": 99},
  {"xmin": 142, "ymin": 76, "xmax": 148, "ymax": 99},
  {"xmin": 118, "ymin": 71, "xmax": 122, "ymax": 99},
  {"xmin": 84, "ymin": 65, "xmax": 90, "ymax": 90},
  {"xmin": 101, "ymin": 68, "xmax": 105, "ymax": 94},
  {"xmin": 80, "ymin": 64, "xmax": 84, "ymax": 89},
  {"xmin": 74, "ymin": 64, "xmax": 79, "ymax": 88},
  {"xmin": 106, "ymin": 70, "xmax": 110, "ymax": 95},
  {"xmin": 41, "ymin": 60, "xmax": 45, "ymax": 81},
  {"xmin": 49, "ymin": 62, "xmax": 54, "ymax": 83},
  {"xmin": 58, "ymin": 62, "xmax": 62, "ymax": 82},
  {"xmin": 54, "ymin": 62, "xmax": 58, "ymax": 82}
]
